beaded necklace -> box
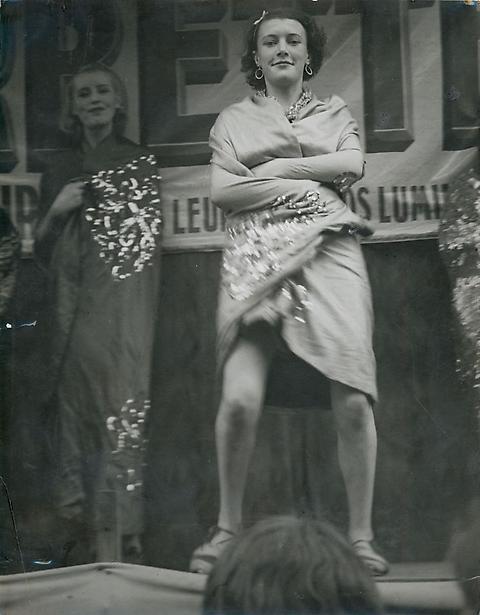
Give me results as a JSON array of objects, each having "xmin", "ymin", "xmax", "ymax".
[{"xmin": 257, "ymin": 89, "xmax": 312, "ymax": 122}]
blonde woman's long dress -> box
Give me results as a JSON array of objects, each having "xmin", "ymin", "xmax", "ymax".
[{"xmin": 37, "ymin": 135, "xmax": 162, "ymax": 551}]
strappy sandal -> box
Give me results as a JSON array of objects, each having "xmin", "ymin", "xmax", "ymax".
[
  {"xmin": 189, "ymin": 526, "xmax": 237, "ymax": 574},
  {"xmin": 352, "ymin": 539, "xmax": 389, "ymax": 576}
]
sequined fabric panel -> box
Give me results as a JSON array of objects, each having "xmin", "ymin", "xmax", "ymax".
[
  {"xmin": 85, "ymin": 154, "xmax": 162, "ymax": 281},
  {"xmin": 439, "ymin": 170, "xmax": 480, "ymax": 269},
  {"xmin": 452, "ymin": 274, "xmax": 480, "ymax": 393},
  {"xmin": 439, "ymin": 169, "xmax": 480, "ymax": 393},
  {"xmin": 106, "ymin": 398, "xmax": 149, "ymax": 493},
  {"xmin": 280, "ymin": 279, "xmax": 312, "ymax": 324},
  {"xmin": 243, "ymin": 274, "xmax": 313, "ymax": 328},
  {"xmin": 222, "ymin": 195, "xmax": 335, "ymax": 302}
]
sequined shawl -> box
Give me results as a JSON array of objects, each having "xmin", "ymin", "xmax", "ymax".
[
  {"xmin": 36, "ymin": 136, "xmax": 162, "ymax": 405},
  {"xmin": 438, "ymin": 163, "xmax": 480, "ymax": 416},
  {"xmin": 210, "ymin": 93, "xmax": 373, "ymax": 367}
]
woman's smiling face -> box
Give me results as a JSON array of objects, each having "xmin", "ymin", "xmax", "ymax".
[
  {"xmin": 72, "ymin": 70, "xmax": 119, "ymax": 133},
  {"xmin": 254, "ymin": 18, "xmax": 309, "ymax": 92}
]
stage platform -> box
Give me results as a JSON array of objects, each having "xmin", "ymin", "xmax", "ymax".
[{"xmin": 0, "ymin": 561, "xmax": 470, "ymax": 614}]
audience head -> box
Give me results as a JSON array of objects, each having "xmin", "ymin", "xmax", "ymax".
[{"xmin": 203, "ymin": 515, "xmax": 384, "ymax": 615}]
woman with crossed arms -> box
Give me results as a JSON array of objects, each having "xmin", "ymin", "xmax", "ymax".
[{"xmin": 190, "ymin": 9, "xmax": 388, "ymax": 577}]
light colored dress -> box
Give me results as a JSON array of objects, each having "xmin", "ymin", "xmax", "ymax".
[{"xmin": 210, "ymin": 93, "xmax": 377, "ymax": 403}]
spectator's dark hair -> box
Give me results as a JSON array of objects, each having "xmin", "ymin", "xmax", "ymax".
[
  {"xmin": 60, "ymin": 62, "xmax": 128, "ymax": 142},
  {"xmin": 241, "ymin": 9, "xmax": 327, "ymax": 90},
  {"xmin": 203, "ymin": 516, "xmax": 384, "ymax": 615}
]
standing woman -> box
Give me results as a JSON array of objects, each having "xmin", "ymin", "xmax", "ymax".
[
  {"xmin": 35, "ymin": 63, "xmax": 162, "ymax": 563},
  {"xmin": 190, "ymin": 9, "xmax": 388, "ymax": 576}
]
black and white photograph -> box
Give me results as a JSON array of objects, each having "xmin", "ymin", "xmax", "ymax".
[{"xmin": 0, "ymin": 0, "xmax": 479, "ymax": 613}]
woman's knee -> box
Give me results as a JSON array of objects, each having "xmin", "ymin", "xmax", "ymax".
[
  {"xmin": 217, "ymin": 333, "xmax": 271, "ymax": 430},
  {"xmin": 332, "ymin": 385, "xmax": 374, "ymax": 434},
  {"xmin": 218, "ymin": 386, "xmax": 263, "ymax": 430}
]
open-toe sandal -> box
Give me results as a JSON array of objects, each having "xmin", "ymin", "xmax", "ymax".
[
  {"xmin": 189, "ymin": 526, "xmax": 236, "ymax": 575},
  {"xmin": 352, "ymin": 539, "xmax": 389, "ymax": 576}
]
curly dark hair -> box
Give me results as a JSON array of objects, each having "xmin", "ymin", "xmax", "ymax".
[
  {"xmin": 60, "ymin": 62, "xmax": 128, "ymax": 143},
  {"xmin": 203, "ymin": 516, "xmax": 384, "ymax": 615},
  {"xmin": 241, "ymin": 9, "xmax": 327, "ymax": 91}
]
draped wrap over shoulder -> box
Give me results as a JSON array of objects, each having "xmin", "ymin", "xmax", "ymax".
[{"xmin": 210, "ymin": 93, "xmax": 377, "ymax": 404}]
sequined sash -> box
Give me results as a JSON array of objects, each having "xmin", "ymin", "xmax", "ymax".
[{"xmin": 85, "ymin": 154, "xmax": 162, "ymax": 281}]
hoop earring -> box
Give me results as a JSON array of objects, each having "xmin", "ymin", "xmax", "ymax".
[
  {"xmin": 255, "ymin": 66, "xmax": 264, "ymax": 80},
  {"xmin": 304, "ymin": 63, "xmax": 313, "ymax": 77}
]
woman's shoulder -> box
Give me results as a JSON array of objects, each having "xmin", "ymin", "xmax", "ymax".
[
  {"xmin": 313, "ymin": 93, "xmax": 348, "ymax": 110},
  {"xmin": 214, "ymin": 96, "xmax": 254, "ymax": 128},
  {"xmin": 115, "ymin": 136, "xmax": 153, "ymax": 158},
  {"xmin": 38, "ymin": 148, "xmax": 84, "ymax": 189},
  {"xmin": 88, "ymin": 135, "xmax": 157, "ymax": 171},
  {"xmin": 209, "ymin": 98, "xmax": 249, "ymax": 146},
  {"xmin": 39, "ymin": 147, "xmax": 81, "ymax": 170},
  {"xmin": 310, "ymin": 94, "xmax": 357, "ymax": 123}
]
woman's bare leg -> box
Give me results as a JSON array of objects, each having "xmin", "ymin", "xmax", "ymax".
[
  {"xmin": 216, "ymin": 323, "xmax": 276, "ymax": 534},
  {"xmin": 330, "ymin": 381, "xmax": 377, "ymax": 543}
]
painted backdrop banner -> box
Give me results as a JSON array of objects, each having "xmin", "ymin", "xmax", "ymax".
[
  {"xmin": 139, "ymin": 0, "xmax": 478, "ymax": 249},
  {"xmin": 2, "ymin": 1, "xmax": 478, "ymax": 252}
]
